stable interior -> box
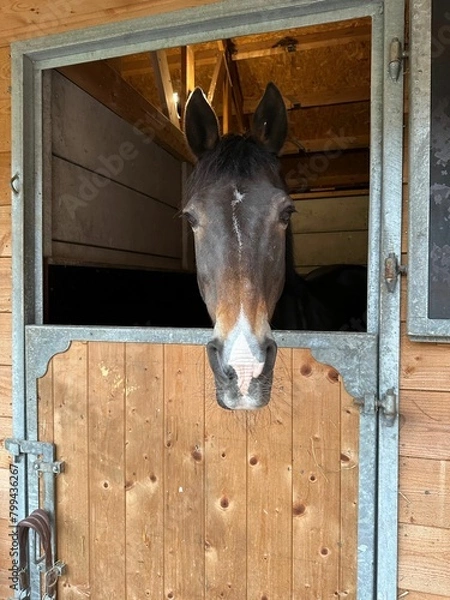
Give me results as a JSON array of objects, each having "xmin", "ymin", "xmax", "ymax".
[{"xmin": 43, "ymin": 17, "xmax": 371, "ymax": 327}]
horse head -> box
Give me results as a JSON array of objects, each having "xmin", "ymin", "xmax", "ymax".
[{"xmin": 183, "ymin": 83, "xmax": 293, "ymax": 410}]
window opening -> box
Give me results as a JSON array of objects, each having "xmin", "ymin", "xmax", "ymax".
[{"xmin": 43, "ymin": 18, "xmax": 371, "ymax": 330}]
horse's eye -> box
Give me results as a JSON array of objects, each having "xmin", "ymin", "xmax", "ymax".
[
  {"xmin": 183, "ymin": 210, "xmax": 199, "ymax": 229},
  {"xmin": 279, "ymin": 205, "xmax": 295, "ymax": 226}
]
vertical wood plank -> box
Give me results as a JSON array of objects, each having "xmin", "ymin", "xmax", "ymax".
[
  {"xmin": 88, "ymin": 342, "xmax": 126, "ymax": 599},
  {"xmin": 339, "ymin": 383, "xmax": 359, "ymax": 597},
  {"xmin": 164, "ymin": 344, "xmax": 205, "ymax": 599},
  {"xmin": 125, "ymin": 343, "xmax": 164, "ymax": 599},
  {"xmin": 44, "ymin": 342, "xmax": 90, "ymax": 599},
  {"xmin": 204, "ymin": 362, "xmax": 247, "ymax": 599},
  {"xmin": 292, "ymin": 350, "xmax": 342, "ymax": 599},
  {"xmin": 246, "ymin": 347, "xmax": 293, "ymax": 599}
]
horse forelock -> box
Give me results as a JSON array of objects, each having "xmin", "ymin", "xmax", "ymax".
[{"xmin": 185, "ymin": 134, "xmax": 283, "ymax": 201}]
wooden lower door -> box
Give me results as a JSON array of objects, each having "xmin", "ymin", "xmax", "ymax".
[{"xmin": 38, "ymin": 341, "xmax": 359, "ymax": 599}]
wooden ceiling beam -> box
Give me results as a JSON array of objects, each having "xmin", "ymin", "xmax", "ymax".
[
  {"xmin": 231, "ymin": 24, "xmax": 371, "ymax": 61},
  {"xmin": 244, "ymin": 87, "xmax": 369, "ymax": 113},
  {"xmin": 57, "ymin": 61, "xmax": 193, "ymax": 163},
  {"xmin": 150, "ymin": 50, "xmax": 180, "ymax": 128}
]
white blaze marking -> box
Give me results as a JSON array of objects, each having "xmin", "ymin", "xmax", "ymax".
[
  {"xmin": 227, "ymin": 310, "xmax": 264, "ymax": 396},
  {"xmin": 231, "ymin": 187, "xmax": 245, "ymax": 254}
]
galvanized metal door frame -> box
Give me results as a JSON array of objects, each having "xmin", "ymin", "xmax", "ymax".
[
  {"xmin": 407, "ymin": 0, "xmax": 450, "ymax": 340},
  {"xmin": 9, "ymin": 1, "xmax": 404, "ymax": 598}
]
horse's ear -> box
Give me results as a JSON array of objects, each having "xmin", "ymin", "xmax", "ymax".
[
  {"xmin": 184, "ymin": 88, "xmax": 220, "ymax": 158},
  {"xmin": 251, "ymin": 82, "xmax": 288, "ymax": 155}
]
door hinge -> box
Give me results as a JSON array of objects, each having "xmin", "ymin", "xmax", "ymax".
[
  {"xmin": 5, "ymin": 438, "xmax": 65, "ymax": 474},
  {"xmin": 384, "ymin": 252, "xmax": 407, "ymax": 293},
  {"xmin": 389, "ymin": 37, "xmax": 408, "ymax": 81},
  {"xmin": 354, "ymin": 391, "xmax": 397, "ymax": 425},
  {"xmin": 377, "ymin": 388, "xmax": 397, "ymax": 425}
]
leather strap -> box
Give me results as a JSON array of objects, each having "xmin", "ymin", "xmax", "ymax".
[{"xmin": 17, "ymin": 509, "xmax": 57, "ymax": 599}]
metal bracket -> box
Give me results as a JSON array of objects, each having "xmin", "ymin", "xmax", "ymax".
[
  {"xmin": 354, "ymin": 394, "xmax": 377, "ymax": 415},
  {"xmin": 389, "ymin": 37, "xmax": 408, "ymax": 81},
  {"xmin": 377, "ymin": 388, "xmax": 397, "ymax": 425},
  {"xmin": 384, "ymin": 252, "xmax": 407, "ymax": 293},
  {"xmin": 6, "ymin": 439, "xmax": 65, "ymax": 600},
  {"xmin": 6, "ymin": 439, "xmax": 65, "ymax": 474}
]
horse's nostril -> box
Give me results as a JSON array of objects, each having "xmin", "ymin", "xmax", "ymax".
[
  {"xmin": 263, "ymin": 339, "xmax": 278, "ymax": 372},
  {"xmin": 224, "ymin": 366, "xmax": 236, "ymax": 381}
]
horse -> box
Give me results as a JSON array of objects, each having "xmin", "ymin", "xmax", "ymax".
[{"xmin": 183, "ymin": 82, "xmax": 367, "ymax": 410}]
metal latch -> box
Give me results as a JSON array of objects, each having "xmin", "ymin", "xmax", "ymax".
[
  {"xmin": 377, "ymin": 388, "xmax": 397, "ymax": 425},
  {"xmin": 6, "ymin": 439, "xmax": 65, "ymax": 474},
  {"xmin": 384, "ymin": 252, "xmax": 407, "ymax": 293},
  {"xmin": 389, "ymin": 37, "xmax": 408, "ymax": 81}
]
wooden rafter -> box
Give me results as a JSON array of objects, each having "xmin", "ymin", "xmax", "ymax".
[
  {"xmin": 222, "ymin": 71, "xmax": 231, "ymax": 134},
  {"xmin": 180, "ymin": 45, "xmax": 195, "ymax": 119},
  {"xmin": 207, "ymin": 51, "xmax": 225, "ymax": 104},
  {"xmin": 218, "ymin": 39, "xmax": 246, "ymax": 132},
  {"xmin": 150, "ymin": 50, "xmax": 180, "ymax": 128},
  {"xmin": 57, "ymin": 61, "xmax": 193, "ymax": 163}
]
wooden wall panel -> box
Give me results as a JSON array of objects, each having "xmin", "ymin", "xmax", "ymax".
[
  {"xmin": 399, "ymin": 523, "xmax": 450, "ymax": 597},
  {"xmin": 125, "ymin": 343, "xmax": 164, "ymax": 599},
  {"xmin": 291, "ymin": 194, "xmax": 369, "ymax": 272},
  {"xmin": 339, "ymin": 385, "xmax": 359, "ymax": 595},
  {"xmin": 0, "ymin": 366, "xmax": 11, "ymax": 418},
  {"xmin": 36, "ymin": 341, "xmax": 359, "ymax": 599},
  {"xmin": 0, "ymin": 205, "xmax": 11, "ymax": 257},
  {"xmin": 52, "ymin": 158, "xmax": 181, "ymax": 260},
  {"xmin": 398, "ymin": 593, "xmax": 450, "ymax": 600},
  {"xmin": 246, "ymin": 348, "xmax": 293, "ymax": 598},
  {"xmin": 0, "ymin": 47, "xmax": 10, "ymax": 156},
  {"xmin": 0, "ymin": 313, "xmax": 11, "ymax": 365},
  {"xmin": 0, "ymin": 0, "xmax": 217, "ymax": 44},
  {"xmin": 204, "ymin": 367, "xmax": 247, "ymax": 598},
  {"xmin": 0, "ymin": 152, "xmax": 11, "ymax": 206},
  {"xmin": 292, "ymin": 350, "xmax": 342, "ymax": 598},
  {"xmin": 293, "ymin": 231, "xmax": 368, "ymax": 271},
  {"xmin": 50, "ymin": 72, "xmax": 183, "ymax": 269},
  {"xmin": 401, "ymin": 332, "xmax": 450, "ymax": 392},
  {"xmin": 52, "ymin": 71, "xmax": 182, "ymax": 208},
  {"xmin": 399, "ymin": 457, "xmax": 449, "ymax": 530},
  {"xmin": 88, "ymin": 342, "xmax": 127, "ymax": 598},
  {"xmin": 163, "ymin": 344, "xmax": 206, "ymax": 599},
  {"xmin": 291, "ymin": 195, "xmax": 369, "ymax": 234},
  {"xmin": 399, "ymin": 390, "xmax": 450, "ymax": 461},
  {"xmin": 0, "ymin": 258, "xmax": 11, "ymax": 312}
]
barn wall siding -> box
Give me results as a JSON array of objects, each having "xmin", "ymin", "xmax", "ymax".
[
  {"xmin": 49, "ymin": 70, "xmax": 184, "ymax": 270},
  {"xmin": 0, "ymin": 3, "xmax": 448, "ymax": 599}
]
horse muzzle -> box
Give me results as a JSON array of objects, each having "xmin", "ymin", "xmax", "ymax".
[{"xmin": 206, "ymin": 336, "xmax": 277, "ymax": 410}]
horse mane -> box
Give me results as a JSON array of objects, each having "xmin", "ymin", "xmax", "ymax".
[{"xmin": 186, "ymin": 133, "xmax": 284, "ymax": 198}]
